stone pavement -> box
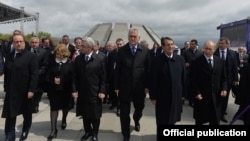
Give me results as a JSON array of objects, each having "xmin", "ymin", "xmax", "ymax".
[{"xmin": 0, "ymin": 75, "xmax": 243, "ymax": 141}]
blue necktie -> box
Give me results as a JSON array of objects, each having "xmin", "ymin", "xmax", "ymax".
[
  {"xmin": 85, "ymin": 55, "xmax": 89, "ymax": 62},
  {"xmin": 131, "ymin": 47, "xmax": 136, "ymax": 55}
]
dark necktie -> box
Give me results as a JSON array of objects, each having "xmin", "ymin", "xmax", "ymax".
[
  {"xmin": 221, "ymin": 50, "xmax": 225, "ymax": 60},
  {"xmin": 208, "ymin": 58, "xmax": 213, "ymax": 70},
  {"xmin": 85, "ymin": 55, "xmax": 89, "ymax": 62},
  {"xmin": 131, "ymin": 46, "xmax": 136, "ymax": 55},
  {"xmin": 192, "ymin": 49, "xmax": 196, "ymax": 54},
  {"xmin": 14, "ymin": 52, "xmax": 21, "ymax": 59}
]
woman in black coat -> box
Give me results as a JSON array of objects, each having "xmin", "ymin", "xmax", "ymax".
[{"xmin": 46, "ymin": 44, "xmax": 77, "ymax": 140}]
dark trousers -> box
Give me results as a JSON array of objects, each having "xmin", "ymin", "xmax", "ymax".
[
  {"xmin": 4, "ymin": 116, "xmax": 16, "ymax": 140},
  {"xmin": 33, "ymin": 91, "xmax": 43, "ymax": 108},
  {"xmin": 120, "ymin": 99, "xmax": 145, "ymax": 138},
  {"xmin": 4, "ymin": 109, "xmax": 32, "ymax": 140},
  {"xmin": 109, "ymin": 89, "xmax": 119, "ymax": 108},
  {"xmin": 22, "ymin": 107, "xmax": 32, "ymax": 131},
  {"xmin": 83, "ymin": 118, "xmax": 100, "ymax": 135}
]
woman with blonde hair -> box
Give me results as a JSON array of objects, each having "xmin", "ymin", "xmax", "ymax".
[{"xmin": 46, "ymin": 44, "xmax": 77, "ymax": 140}]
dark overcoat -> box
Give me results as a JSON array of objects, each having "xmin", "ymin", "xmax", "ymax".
[
  {"xmin": 190, "ymin": 55, "xmax": 227, "ymax": 124},
  {"xmin": 149, "ymin": 53, "xmax": 186, "ymax": 125},
  {"xmin": 2, "ymin": 49, "xmax": 38, "ymax": 118},
  {"xmin": 114, "ymin": 43, "xmax": 150, "ymax": 101},
  {"xmin": 74, "ymin": 53, "xmax": 106, "ymax": 119},
  {"xmin": 235, "ymin": 63, "xmax": 250, "ymax": 106}
]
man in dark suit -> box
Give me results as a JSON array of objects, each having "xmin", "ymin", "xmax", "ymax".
[
  {"xmin": 148, "ymin": 37, "xmax": 186, "ymax": 141},
  {"xmin": 149, "ymin": 42, "xmax": 160, "ymax": 59},
  {"xmin": 180, "ymin": 41, "xmax": 190, "ymax": 56},
  {"xmin": 61, "ymin": 34, "xmax": 76, "ymax": 109},
  {"xmin": 41, "ymin": 38, "xmax": 54, "ymax": 54},
  {"xmin": 190, "ymin": 40, "xmax": 227, "ymax": 125},
  {"xmin": 183, "ymin": 39, "xmax": 203, "ymax": 107},
  {"xmin": 114, "ymin": 28, "xmax": 151, "ymax": 141},
  {"xmin": 1, "ymin": 34, "xmax": 38, "ymax": 141},
  {"xmin": 107, "ymin": 38, "xmax": 124, "ymax": 117},
  {"xmin": 74, "ymin": 37, "xmax": 106, "ymax": 141},
  {"xmin": 61, "ymin": 35, "xmax": 76, "ymax": 60},
  {"xmin": 3, "ymin": 30, "xmax": 30, "ymax": 58},
  {"xmin": 29, "ymin": 37, "xmax": 49, "ymax": 113},
  {"xmin": 236, "ymin": 46, "xmax": 249, "ymax": 74},
  {"xmin": 214, "ymin": 37, "xmax": 239, "ymax": 123}
]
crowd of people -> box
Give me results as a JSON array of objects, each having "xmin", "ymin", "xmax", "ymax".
[{"xmin": 0, "ymin": 28, "xmax": 249, "ymax": 141}]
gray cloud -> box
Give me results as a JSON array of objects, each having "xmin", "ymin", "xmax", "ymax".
[{"xmin": 1, "ymin": 0, "xmax": 250, "ymax": 45}]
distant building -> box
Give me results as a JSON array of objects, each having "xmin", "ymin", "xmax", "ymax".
[{"xmin": 83, "ymin": 22, "xmax": 161, "ymax": 49}]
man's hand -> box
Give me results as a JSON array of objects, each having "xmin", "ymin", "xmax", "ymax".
[
  {"xmin": 98, "ymin": 93, "xmax": 105, "ymax": 99},
  {"xmin": 196, "ymin": 94, "xmax": 203, "ymax": 100},
  {"xmin": 72, "ymin": 92, "xmax": 78, "ymax": 98},
  {"xmin": 27, "ymin": 91, "xmax": 34, "ymax": 99}
]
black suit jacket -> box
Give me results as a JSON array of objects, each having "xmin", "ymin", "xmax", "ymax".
[
  {"xmin": 214, "ymin": 48, "xmax": 238, "ymax": 88},
  {"xmin": 67, "ymin": 44, "xmax": 76, "ymax": 59},
  {"xmin": 114, "ymin": 43, "xmax": 151, "ymax": 101},
  {"xmin": 29, "ymin": 47, "xmax": 49, "ymax": 90}
]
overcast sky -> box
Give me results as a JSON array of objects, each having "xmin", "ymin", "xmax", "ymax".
[{"xmin": 1, "ymin": 0, "xmax": 250, "ymax": 46}]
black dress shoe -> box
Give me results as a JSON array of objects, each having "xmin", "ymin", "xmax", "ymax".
[
  {"xmin": 116, "ymin": 109, "xmax": 120, "ymax": 117},
  {"xmin": 109, "ymin": 105, "xmax": 116, "ymax": 110},
  {"xmin": 33, "ymin": 106, "xmax": 39, "ymax": 113},
  {"xmin": 47, "ymin": 129, "xmax": 58, "ymax": 140},
  {"xmin": 221, "ymin": 116, "xmax": 228, "ymax": 123},
  {"xmin": 61, "ymin": 121, "xmax": 67, "ymax": 130},
  {"xmin": 81, "ymin": 132, "xmax": 92, "ymax": 141},
  {"xmin": 19, "ymin": 130, "xmax": 29, "ymax": 141},
  {"xmin": 135, "ymin": 123, "xmax": 140, "ymax": 132},
  {"xmin": 92, "ymin": 134, "xmax": 98, "ymax": 141}
]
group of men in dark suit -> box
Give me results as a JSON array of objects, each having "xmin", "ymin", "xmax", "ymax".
[{"xmin": 1, "ymin": 27, "xmax": 248, "ymax": 141}]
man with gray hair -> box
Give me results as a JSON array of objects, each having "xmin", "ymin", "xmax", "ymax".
[
  {"xmin": 114, "ymin": 28, "xmax": 151, "ymax": 141},
  {"xmin": 74, "ymin": 37, "xmax": 107, "ymax": 141}
]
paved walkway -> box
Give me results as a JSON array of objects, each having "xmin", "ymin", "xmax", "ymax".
[{"xmin": 0, "ymin": 76, "xmax": 243, "ymax": 141}]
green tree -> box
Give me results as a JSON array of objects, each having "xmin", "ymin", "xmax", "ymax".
[{"xmin": 0, "ymin": 31, "xmax": 51, "ymax": 41}]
